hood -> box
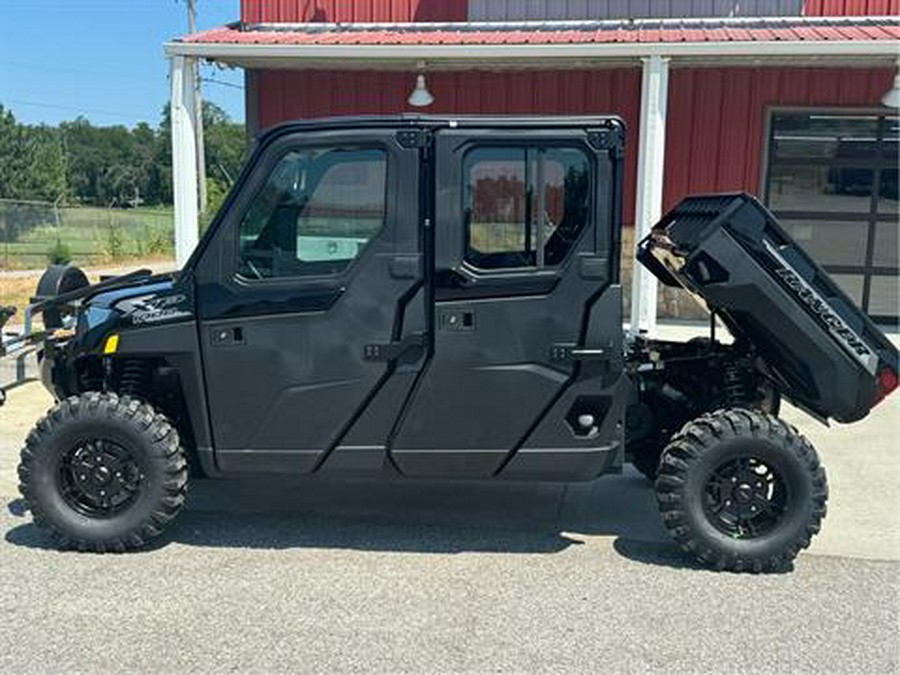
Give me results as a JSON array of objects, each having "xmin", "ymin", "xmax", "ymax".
[
  {"xmin": 80, "ymin": 277, "xmax": 193, "ymax": 333},
  {"xmin": 89, "ymin": 279, "xmax": 176, "ymax": 310}
]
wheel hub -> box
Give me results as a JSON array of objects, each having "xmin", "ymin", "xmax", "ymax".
[
  {"xmin": 59, "ymin": 439, "xmax": 143, "ymax": 518},
  {"xmin": 703, "ymin": 456, "xmax": 788, "ymax": 539},
  {"xmin": 91, "ymin": 465, "xmax": 112, "ymax": 485},
  {"xmin": 733, "ymin": 483, "xmax": 754, "ymax": 504}
]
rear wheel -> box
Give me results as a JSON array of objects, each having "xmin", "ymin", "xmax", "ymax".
[
  {"xmin": 18, "ymin": 392, "xmax": 188, "ymax": 552},
  {"xmin": 656, "ymin": 408, "xmax": 827, "ymax": 573}
]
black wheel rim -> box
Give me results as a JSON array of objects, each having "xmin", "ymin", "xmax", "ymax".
[
  {"xmin": 703, "ymin": 456, "xmax": 789, "ymax": 539},
  {"xmin": 57, "ymin": 439, "xmax": 144, "ymax": 518}
]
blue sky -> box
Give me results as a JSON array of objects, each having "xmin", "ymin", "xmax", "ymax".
[{"xmin": 0, "ymin": 0, "xmax": 244, "ymax": 128}]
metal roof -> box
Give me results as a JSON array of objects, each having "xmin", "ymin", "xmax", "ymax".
[
  {"xmin": 180, "ymin": 16, "xmax": 899, "ymax": 46},
  {"xmin": 166, "ymin": 16, "xmax": 900, "ymax": 67}
]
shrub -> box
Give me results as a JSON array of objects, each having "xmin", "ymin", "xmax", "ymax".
[
  {"xmin": 146, "ymin": 228, "xmax": 173, "ymax": 256},
  {"xmin": 47, "ymin": 240, "xmax": 72, "ymax": 265},
  {"xmin": 103, "ymin": 222, "xmax": 125, "ymax": 261}
]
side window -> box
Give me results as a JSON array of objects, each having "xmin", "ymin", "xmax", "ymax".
[
  {"xmin": 238, "ymin": 147, "xmax": 387, "ymax": 279},
  {"xmin": 463, "ymin": 146, "xmax": 591, "ymax": 271}
]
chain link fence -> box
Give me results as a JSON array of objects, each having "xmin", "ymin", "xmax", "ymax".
[{"xmin": 0, "ymin": 198, "xmax": 175, "ymax": 270}]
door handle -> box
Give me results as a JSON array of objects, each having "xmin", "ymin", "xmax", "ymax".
[
  {"xmin": 389, "ymin": 255, "xmax": 420, "ymax": 279},
  {"xmin": 363, "ymin": 332, "xmax": 426, "ymax": 362},
  {"xmin": 210, "ymin": 326, "xmax": 244, "ymax": 346}
]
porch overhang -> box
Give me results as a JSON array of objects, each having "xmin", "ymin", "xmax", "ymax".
[{"xmin": 164, "ymin": 16, "xmax": 900, "ymax": 71}]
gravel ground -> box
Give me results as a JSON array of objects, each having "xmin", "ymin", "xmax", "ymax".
[{"xmin": 0, "ymin": 490, "xmax": 897, "ymax": 674}]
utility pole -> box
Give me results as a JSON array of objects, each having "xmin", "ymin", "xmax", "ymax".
[{"xmin": 186, "ymin": 0, "xmax": 207, "ymax": 213}]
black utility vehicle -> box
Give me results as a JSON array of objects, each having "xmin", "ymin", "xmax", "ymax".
[{"xmin": 14, "ymin": 116, "xmax": 898, "ymax": 571}]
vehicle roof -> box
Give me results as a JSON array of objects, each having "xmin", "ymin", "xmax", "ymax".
[{"xmin": 256, "ymin": 114, "xmax": 626, "ymax": 144}]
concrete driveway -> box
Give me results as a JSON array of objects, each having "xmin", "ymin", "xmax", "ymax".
[{"xmin": 0, "ymin": 324, "xmax": 898, "ymax": 674}]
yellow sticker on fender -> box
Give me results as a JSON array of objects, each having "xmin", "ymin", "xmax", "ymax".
[{"xmin": 103, "ymin": 334, "xmax": 119, "ymax": 354}]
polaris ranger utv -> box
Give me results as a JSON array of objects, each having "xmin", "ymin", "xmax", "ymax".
[{"xmin": 13, "ymin": 116, "xmax": 898, "ymax": 572}]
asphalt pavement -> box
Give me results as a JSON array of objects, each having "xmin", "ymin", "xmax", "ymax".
[{"xmin": 0, "ymin": 323, "xmax": 898, "ymax": 674}]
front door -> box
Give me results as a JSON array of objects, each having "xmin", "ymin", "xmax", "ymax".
[
  {"xmin": 390, "ymin": 122, "xmax": 628, "ymax": 479},
  {"xmin": 195, "ymin": 127, "xmax": 425, "ymax": 473}
]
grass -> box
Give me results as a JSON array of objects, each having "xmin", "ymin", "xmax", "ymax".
[
  {"xmin": 0, "ymin": 203, "xmax": 177, "ymax": 323},
  {"xmin": 1, "ymin": 206, "xmax": 174, "ymax": 270}
]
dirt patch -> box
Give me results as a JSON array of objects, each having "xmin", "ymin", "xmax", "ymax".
[{"xmin": 0, "ymin": 276, "xmax": 40, "ymax": 324}]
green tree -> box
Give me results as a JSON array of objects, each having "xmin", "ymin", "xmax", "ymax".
[
  {"xmin": 202, "ymin": 102, "xmax": 246, "ymax": 187},
  {"xmin": 0, "ymin": 101, "xmax": 245, "ymax": 209},
  {"xmin": 156, "ymin": 101, "xmax": 247, "ymax": 212},
  {"xmin": 59, "ymin": 117, "xmax": 151, "ymax": 206},
  {"xmin": 0, "ymin": 105, "xmax": 67, "ymax": 201}
]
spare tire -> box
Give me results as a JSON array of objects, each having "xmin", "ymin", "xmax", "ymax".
[
  {"xmin": 35, "ymin": 263, "xmax": 89, "ymax": 299},
  {"xmin": 34, "ymin": 264, "xmax": 89, "ymax": 328}
]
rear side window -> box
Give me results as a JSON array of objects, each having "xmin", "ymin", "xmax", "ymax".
[
  {"xmin": 238, "ymin": 147, "xmax": 387, "ymax": 279},
  {"xmin": 463, "ymin": 146, "xmax": 591, "ymax": 270}
]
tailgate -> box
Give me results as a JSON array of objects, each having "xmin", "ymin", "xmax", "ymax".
[{"xmin": 637, "ymin": 193, "xmax": 898, "ymax": 423}]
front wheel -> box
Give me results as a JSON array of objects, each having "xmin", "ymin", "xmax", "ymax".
[
  {"xmin": 656, "ymin": 409, "xmax": 827, "ymax": 573},
  {"xmin": 18, "ymin": 392, "xmax": 188, "ymax": 552}
]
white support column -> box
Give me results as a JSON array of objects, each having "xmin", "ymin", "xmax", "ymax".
[
  {"xmin": 170, "ymin": 55, "xmax": 199, "ymax": 268},
  {"xmin": 631, "ymin": 55, "xmax": 670, "ymax": 334}
]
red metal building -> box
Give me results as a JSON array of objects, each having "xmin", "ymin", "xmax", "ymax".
[{"xmin": 167, "ymin": 0, "xmax": 899, "ymax": 323}]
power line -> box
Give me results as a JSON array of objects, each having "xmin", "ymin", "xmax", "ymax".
[
  {"xmin": 1, "ymin": 61, "xmax": 243, "ymax": 95},
  {"xmin": 2, "ymin": 98, "xmax": 150, "ymax": 122},
  {"xmin": 201, "ymin": 77, "xmax": 244, "ymax": 91},
  {"xmin": 0, "ymin": 60, "xmax": 140, "ymax": 81}
]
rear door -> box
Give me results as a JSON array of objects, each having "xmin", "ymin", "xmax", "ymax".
[
  {"xmin": 194, "ymin": 126, "xmax": 426, "ymax": 473},
  {"xmin": 390, "ymin": 122, "xmax": 628, "ymax": 479}
]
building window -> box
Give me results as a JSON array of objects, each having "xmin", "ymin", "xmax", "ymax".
[
  {"xmin": 765, "ymin": 111, "xmax": 899, "ymax": 323},
  {"xmin": 238, "ymin": 147, "xmax": 387, "ymax": 280},
  {"xmin": 463, "ymin": 146, "xmax": 591, "ymax": 271}
]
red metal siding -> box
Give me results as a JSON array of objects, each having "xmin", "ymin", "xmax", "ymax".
[
  {"xmin": 803, "ymin": 0, "xmax": 900, "ymax": 14},
  {"xmin": 662, "ymin": 67, "xmax": 894, "ymax": 211},
  {"xmin": 471, "ymin": 0, "xmax": 807, "ymax": 19},
  {"xmin": 255, "ymin": 68, "xmax": 642, "ymax": 224},
  {"xmin": 241, "ymin": 0, "xmax": 467, "ymax": 23},
  {"xmin": 253, "ymin": 66, "xmax": 892, "ymax": 224}
]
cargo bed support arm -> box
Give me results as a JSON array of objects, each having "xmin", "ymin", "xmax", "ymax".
[{"xmin": 631, "ymin": 55, "xmax": 670, "ymax": 333}]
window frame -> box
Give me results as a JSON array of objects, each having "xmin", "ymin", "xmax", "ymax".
[
  {"xmin": 231, "ymin": 140, "xmax": 391, "ymax": 286},
  {"xmin": 459, "ymin": 142, "xmax": 596, "ymax": 277},
  {"xmin": 760, "ymin": 106, "xmax": 898, "ymax": 324}
]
